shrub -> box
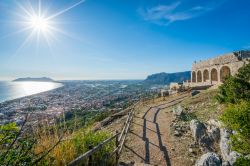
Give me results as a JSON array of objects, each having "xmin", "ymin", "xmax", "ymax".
[
  {"xmin": 216, "ymin": 77, "xmax": 250, "ymax": 103},
  {"xmin": 34, "ymin": 128, "xmax": 115, "ymax": 165},
  {"xmin": 220, "ymin": 101, "xmax": 250, "ymax": 155},
  {"xmin": 217, "ymin": 62, "xmax": 250, "ymax": 163},
  {"xmin": 0, "ymin": 110, "xmax": 115, "ymax": 165},
  {"xmin": 0, "ymin": 122, "xmax": 36, "ymax": 165},
  {"xmin": 216, "ymin": 61, "xmax": 250, "ymax": 104},
  {"xmin": 82, "ymin": 130, "xmax": 115, "ymax": 165},
  {"xmin": 235, "ymin": 157, "xmax": 250, "ymax": 166}
]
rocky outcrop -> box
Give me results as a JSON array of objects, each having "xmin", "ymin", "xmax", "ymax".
[
  {"xmin": 190, "ymin": 119, "xmax": 206, "ymax": 142},
  {"xmin": 218, "ymin": 128, "xmax": 242, "ymax": 165},
  {"xmin": 227, "ymin": 151, "xmax": 241, "ymax": 166},
  {"xmin": 172, "ymin": 105, "xmax": 183, "ymax": 117},
  {"xmin": 219, "ymin": 128, "xmax": 232, "ymax": 161},
  {"xmin": 190, "ymin": 119, "xmax": 243, "ymax": 166},
  {"xmin": 195, "ymin": 152, "xmax": 221, "ymax": 166},
  {"xmin": 171, "ymin": 105, "xmax": 191, "ymax": 137},
  {"xmin": 207, "ymin": 126, "xmax": 220, "ymax": 142}
]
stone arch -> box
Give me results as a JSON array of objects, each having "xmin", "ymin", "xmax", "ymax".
[
  {"xmin": 197, "ymin": 70, "xmax": 202, "ymax": 82},
  {"xmin": 211, "ymin": 68, "xmax": 218, "ymax": 82},
  {"xmin": 203, "ymin": 69, "xmax": 209, "ymax": 82},
  {"xmin": 220, "ymin": 66, "xmax": 231, "ymax": 82},
  {"xmin": 192, "ymin": 71, "xmax": 196, "ymax": 83}
]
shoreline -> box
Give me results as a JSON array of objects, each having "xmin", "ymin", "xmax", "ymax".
[{"xmin": 0, "ymin": 82, "xmax": 64, "ymax": 104}]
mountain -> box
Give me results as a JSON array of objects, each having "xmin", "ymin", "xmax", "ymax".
[
  {"xmin": 13, "ymin": 77, "xmax": 55, "ymax": 82},
  {"xmin": 144, "ymin": 71, "xmax": 190, "ymax": 85}
]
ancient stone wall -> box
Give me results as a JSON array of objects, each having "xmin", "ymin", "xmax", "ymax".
[{"xmin": 190, "ymin": 51, "xmax": 250, "ymax": 87}]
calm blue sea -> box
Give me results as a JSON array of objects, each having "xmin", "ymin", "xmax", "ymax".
[{"xmin": 0, "ymin": 81, "xmax": 63, "ymax": 103}]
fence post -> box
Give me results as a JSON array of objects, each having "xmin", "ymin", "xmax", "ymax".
[
  {"xmin": 115, "ymin": 130, "xmax": 119, "ymax": 166},
  {"xmin": 88, "ymin": 145, "xmax": 93, "ymax": 166}
]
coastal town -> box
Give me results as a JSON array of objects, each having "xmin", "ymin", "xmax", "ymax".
[{"xmin": 0, "ymin": 80, "xmax": 157, "ymax": 125}]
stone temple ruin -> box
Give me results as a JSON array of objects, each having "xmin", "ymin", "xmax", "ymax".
[{"xmin": 189, "ymin": 50, "xmax": 250, "ymax": 87}]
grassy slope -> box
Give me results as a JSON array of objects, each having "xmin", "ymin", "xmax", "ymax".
[{"xmin": 181, "ymin": 89, "xmax": 225, "ymax": 122}]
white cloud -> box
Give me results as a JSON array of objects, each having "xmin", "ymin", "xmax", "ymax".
[{"xmin": 140, "ymin": 0, "xmax": 226, "ymax": 25}]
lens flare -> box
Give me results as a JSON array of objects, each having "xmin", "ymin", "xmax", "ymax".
[
  {"xmin": 3, "ymin": 0, "xmax": 85, "ymax": 54},
  {"xmin": 29, "ymin": 15, "xmax": 49, "ymax": 32}
]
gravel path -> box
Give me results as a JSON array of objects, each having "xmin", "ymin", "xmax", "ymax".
[{"xmin": 120, "ymin": 93, "xmax": 193, "ymax": 166}]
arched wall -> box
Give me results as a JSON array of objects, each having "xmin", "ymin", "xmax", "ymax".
[
  {"xmin": 197, "ymin": 71, "xmax": 202, "ymax": 82},
  {"xmin": 220, "ymin": 66, "xmax": 231, "ymax": 82},
  {"xmin": 192, "ymin": 71, "xmax": 196, "ymax": 83},
  {"xmin": 191, "ymin": 60, "xmax": 247, "ymax": 87},
  {"xmin": 203, "ymin": 69, "xmax": 209, "ymax": 82},
  {"xmin": 211, "ymin": 68, "xmax": 218, "ymax": 82}
]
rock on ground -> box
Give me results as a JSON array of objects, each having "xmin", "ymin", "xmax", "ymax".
[
  {"xmin": 219, "ymin": 128, "xmax": 231, "ymax": 161},
  {"xmin": 228, "ymin": 151, "xmax": 241, "ymax": 166},
  {"xmin": 195, "ymin": 152, "xmax": 221, "ymax": 166},
  {"xmin": 172, "ymin": 105, "xmax": 183, "ymax": 117},
  {"xmin": 190, "ymin": 119, "xmax": 206, "ymax": 142},
  {"xmin": 207, "ymin": 126, "xmax": 220, "ymax": 143}
]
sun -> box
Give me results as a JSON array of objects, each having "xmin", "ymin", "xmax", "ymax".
[
  {"xmin": 29, "ymin": 15, "xmax": 49, "ymax": 32},
  {"xmin": 6, "ymin": 0, "xmax": 85, "ymax": 53}
]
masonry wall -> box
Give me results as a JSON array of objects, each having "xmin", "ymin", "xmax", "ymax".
[{"xmin": 190, "ymin": 51, "xmax": 250, "ymax": 87}]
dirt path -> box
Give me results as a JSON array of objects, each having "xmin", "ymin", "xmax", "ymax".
[{"xmin": 120, "ymin": 93, "xmax": 193, "ymax": 166}]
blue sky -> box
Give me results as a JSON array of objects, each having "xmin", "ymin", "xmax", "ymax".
[{"xmin": 0, "ymin": 0, "xmax": 250, "ymax": 80}]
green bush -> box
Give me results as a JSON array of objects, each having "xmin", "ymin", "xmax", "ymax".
[
  {"xmin": 220, "ymin": 101, "xmax": 250, "ymax": 155},
  {"xmin": 216, "ymin": 77, "xmax": 250, "ymax": 103},
  {"xmin": 216, "ymin": 61, "xmax": 250, "ymax": 104},
  {"xmin": 235, "ymin": 157, "xmax": 250, "ymax": 166},
  {"xmin": 82, "ymin": 130, "xmax": 115, "ymax": 165},
  {"xmin": 217, "ymin": 61, "xmax": 250, "ymax": 165},
  {"xmin": 0, "ymin": 123, "xmax": 35, "ymax": 166}
]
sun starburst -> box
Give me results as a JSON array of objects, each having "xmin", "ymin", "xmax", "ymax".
[
  {"xmin": 29, "ymin": 15, "xmax": 49, "ymax": 32},
  {"xmin": 5, "ymin": 0, "xmax": 85, "ymax": 54}
]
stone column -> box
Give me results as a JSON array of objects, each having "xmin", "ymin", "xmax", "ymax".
[
  {"xmin": 201, "ymin": 69, "xmax": 203, "ymax": 83},
  {"xmin": 218, "ymin": 66, "xmax": 221, "ymax": 83},
  {"xmin": 196, "ymin": 70, "xmax": 198, "ymax": 84},
  {"xmin": 191, "ymin": 71, "xmax": 193, "ymax": 83},
  {"xmin": 209, "ymin": 68, "xmax": 212, "ymax": 85}
]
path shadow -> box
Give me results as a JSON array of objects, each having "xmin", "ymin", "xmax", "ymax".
[
  {"xmin": 143, "ymin": 119, "xmax": 150, "ymax": 164},
  {"xmin": 132, "ymin": 121, "xmax": 158, "ymax": 134},
  {"xmin": 124, "ymin": 144, "xmax": 145, "ymax": 162},
  {"xmin": 140, "ymin": 105, "xmax": 171, "ymax": 165},
  {"xmin": 133, "ymin": 96, "xmax": 189, "ymax": 165},
  {"xmin": 155, "ymin": 123, "xmax": 171, "ymax": 166},
  {"xmin": 130, "ymin": 131, "xmax": 160, "ymax": 149},
  {"xmin": 142, "ymin": 107, "xmax": 152, "ymax": 119}
]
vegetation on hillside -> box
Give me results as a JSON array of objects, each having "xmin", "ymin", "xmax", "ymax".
[
  {"xmin": 0, "ymin": 109, "xmax": 116, "ymax": 165},
  {"xmin": 216, "ymin": 61, "xmax": 250, "ymax": 165}
]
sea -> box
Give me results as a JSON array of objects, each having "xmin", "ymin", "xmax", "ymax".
[{"xmin": 0, "ymin": 81, "xmax": 63, "ymax": 103}]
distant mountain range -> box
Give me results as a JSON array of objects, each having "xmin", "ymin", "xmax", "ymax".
[
  {"xmin": 13, "ymin": 77, "xmax": 55, "ymax": 82},
  {"xmin": 144, "ymin": 71, "xmax": 191, "ymax": 85}
]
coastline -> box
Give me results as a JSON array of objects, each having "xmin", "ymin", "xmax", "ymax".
[
  {"xmin": 0, "ymin": 80, "xmax": 149, "ymax": 126},
  {"xmin": 0, "ymin": 82, "xmax": 64, "ymax": 104}
]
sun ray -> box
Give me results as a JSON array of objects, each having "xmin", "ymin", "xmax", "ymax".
[
  {"xmin": 38, "ymin": 0, "xmax": 41, "ymax": 17},
  {"xmin": 14, "ymin": 0, "xmax": 33, "ymax": 18},
  {"xmin": 46, "ymin": 0, "xmax": 86, "ymax": 20},
  {"xmin": 9, "ymin": 29, "xmax": 36, "ymax": 61},
  {"xmin": 35, "ymin": 29, "xmax": 41, "ymax": 55},
  {"xmin": 47, "ymin": 25, "xmax": 91, "ymax": 45},
  {"xmin": 0, "ymin": 26, "xmax": 31, "ymax": 39},
  {"xmin": 6, "ymin": 0, "xmax": 85, "ymax": 57}
]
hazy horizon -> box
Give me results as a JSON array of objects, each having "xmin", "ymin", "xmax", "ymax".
[{"xmin": 1, "ymin": 0, "xmax": 250, "ymax": 80}]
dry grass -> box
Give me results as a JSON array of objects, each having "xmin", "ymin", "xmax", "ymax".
[
  {"xmin": 32, "ymin": 118, "xmax": 114, "ymax": 166},
  {"xmin": 181, "ymin": 89, "xmax": 225, "ymax": 122}
]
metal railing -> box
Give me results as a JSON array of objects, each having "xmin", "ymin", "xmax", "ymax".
[{"xmin": 67, "ymin": 108, "xmax": 135, "ymax": 166}]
